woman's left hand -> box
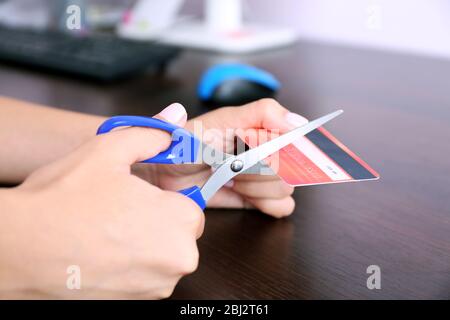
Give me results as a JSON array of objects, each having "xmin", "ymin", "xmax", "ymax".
[{"xmin": 134, "ymin": 99, "xmax": 308, "ymax": 218}]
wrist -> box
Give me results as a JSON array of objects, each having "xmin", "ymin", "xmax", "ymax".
[{"xmin": 0, "ymin": 95, "xmax": 107, "ymax": 184}]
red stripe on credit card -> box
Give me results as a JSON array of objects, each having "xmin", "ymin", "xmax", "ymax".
[{"xmin": 237, "ymin": 127, "xmax": 379, "ymax": 187}]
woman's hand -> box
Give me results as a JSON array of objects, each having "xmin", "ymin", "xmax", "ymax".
[
  {"xmin": 0, "ymin": 96, "xmax": 306, "ymax": 218},
  {"xmin": 0, "ymin": 105, "xmax": 203, "ymax": 299},
  {"xmin": 143, "ymin": 99, "xmax": 308, "ymax": 218}
]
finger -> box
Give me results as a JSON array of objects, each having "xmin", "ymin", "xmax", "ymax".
[
  {"xmin": 166, "ymin": 191, "xmax": 205, "ymax": 239},
  {"xmin": 94, "ymin": 103, "xmax": 188, "ymax": 165},
  {"xmin": 246, "ymin": 196, "xmax": 296, "ymax": 218},
  {"xmin": 233, "ymin": 173, "xmax": 280, "ymax": 182},
  {"xmin": 162, "ymin": 167, "xmax": 211, "ymax": 191},
  {"xmin": 192, "ymin": 98, "xmax": 308, "ymax": 134},
  {"xmin": 154, "ymin": 102, "xmax": 187, "ymax": 127},
  {"xmin": 232, "ymin": 179, "xmax": 294, "ymax": 199},
  {"xmin": 207, "ymin": 187, "xmax": 246, "ymax": 208}
]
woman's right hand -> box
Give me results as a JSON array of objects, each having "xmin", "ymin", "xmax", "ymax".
[{"xmin": 0, "ymin": 106, "xmax": 204, "ymax": 299}]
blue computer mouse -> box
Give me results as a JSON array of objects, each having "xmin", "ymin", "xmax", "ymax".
[{"xmin": 198, "ymin": 63, "xmax": 280, "ymax": 108}]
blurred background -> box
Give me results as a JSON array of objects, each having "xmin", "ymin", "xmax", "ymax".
[
  {"xmin": 0, "ymin": 0, "xmax": 448, "ymax": 114},
  {"xmin": 186, "ymin": 0, "xmax": 450, "ymax": 58},
  {"xmin": 0, "ymin": 0, "xmax": 448, "ymax": 58}
]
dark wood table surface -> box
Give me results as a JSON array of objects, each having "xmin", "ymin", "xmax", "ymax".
[{"xmin": 1, "ymin": 41, "xmax": 449, "ymax": 299}]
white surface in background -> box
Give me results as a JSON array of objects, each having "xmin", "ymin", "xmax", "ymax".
[
  {"xmin": 120, "ymin": 0, "xmax": 297, "ymax": 53},
  {"xmin": 0, "ymin": 0, "xmax": 51, "ymax": 28},
  {"xmin": 245, "ymin": 0, "xmax": 450, "ymax": 59},
  {"xmin": 118, "ymin": 0, "xmax": 183, "ymax": 39},
  {"xmin": 206, "ymin": 0, "xmax": 242, "ymax": 32},
  {"xmin": 159, "ymin": 22, "xmax": 297, "ymax": 53}
]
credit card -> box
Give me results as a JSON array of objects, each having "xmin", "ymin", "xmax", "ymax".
[{"xmin": 237, "ymin": 127, "xmax": 379, "ymax": 186}]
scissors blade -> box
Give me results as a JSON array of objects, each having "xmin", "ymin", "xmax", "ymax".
[
  {"xmin": 236, "ymin": 109, "xmax": 343, "ymax": 173},
  {"xmin": 200, "ymin": 143, "xmax": 273, "ymax": 174},
  {"xmin": 199, "ymin": 109, "xmax": 343, "ymax": 202}
]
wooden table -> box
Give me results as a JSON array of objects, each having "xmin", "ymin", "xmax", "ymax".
[{"xmin": 1, "ymin": 41, "xmax": 449, "ymax": 299}]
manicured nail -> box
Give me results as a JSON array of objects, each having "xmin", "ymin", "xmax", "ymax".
[
  {"xmin": 159, "ymin": 103, "xmax": 187, "ymax": 124},
  {"xmin": 285, "ymin": 112, "xmax": 308, "ymax": 129},
  {"xmin": 225, "ymin": 180, "xmax": 234, "ymax": 188}
]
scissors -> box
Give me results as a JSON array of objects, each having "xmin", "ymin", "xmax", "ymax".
[{"xmin": 97, "ymin": 110, "xmax": 343, "ymax": 209}]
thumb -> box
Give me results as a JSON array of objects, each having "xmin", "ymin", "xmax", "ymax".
[{"xmin": 96, "ymin": 103, "xmax": 188, "ymax": 166}]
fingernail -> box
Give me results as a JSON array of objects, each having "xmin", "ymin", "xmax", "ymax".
[
  {"xmin": 159, "ymin": 103, "xmax": 187, "ymax": 124},
  {"xmin": 285, "ymin": 112, "xmax": 308, "ymax": 129},
  {"xmin": 225, "ymin": 180, "xmax": 234, "ymax": 188}
]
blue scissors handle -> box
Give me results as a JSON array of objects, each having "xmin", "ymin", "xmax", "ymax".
[
  {"xmin": 97, "ymin": 116, "xmax": 200, "ymax": 164},
  {"xmin": 178, "ymin": 186, "xmax": 206, "ymax": 210},
  {"xmin": 97, "ymin": 116, "xmax": 206, "ymax": 210}
]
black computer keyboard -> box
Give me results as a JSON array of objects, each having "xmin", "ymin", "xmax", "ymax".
[{"xmin": 0, "ymin": 26, "xmax": 180, "ymax": 80}]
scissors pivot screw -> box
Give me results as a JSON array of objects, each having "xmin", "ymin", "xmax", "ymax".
[{"xmin": 230, "ymin": 160, "xmax": 244, "ymax": 172}]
